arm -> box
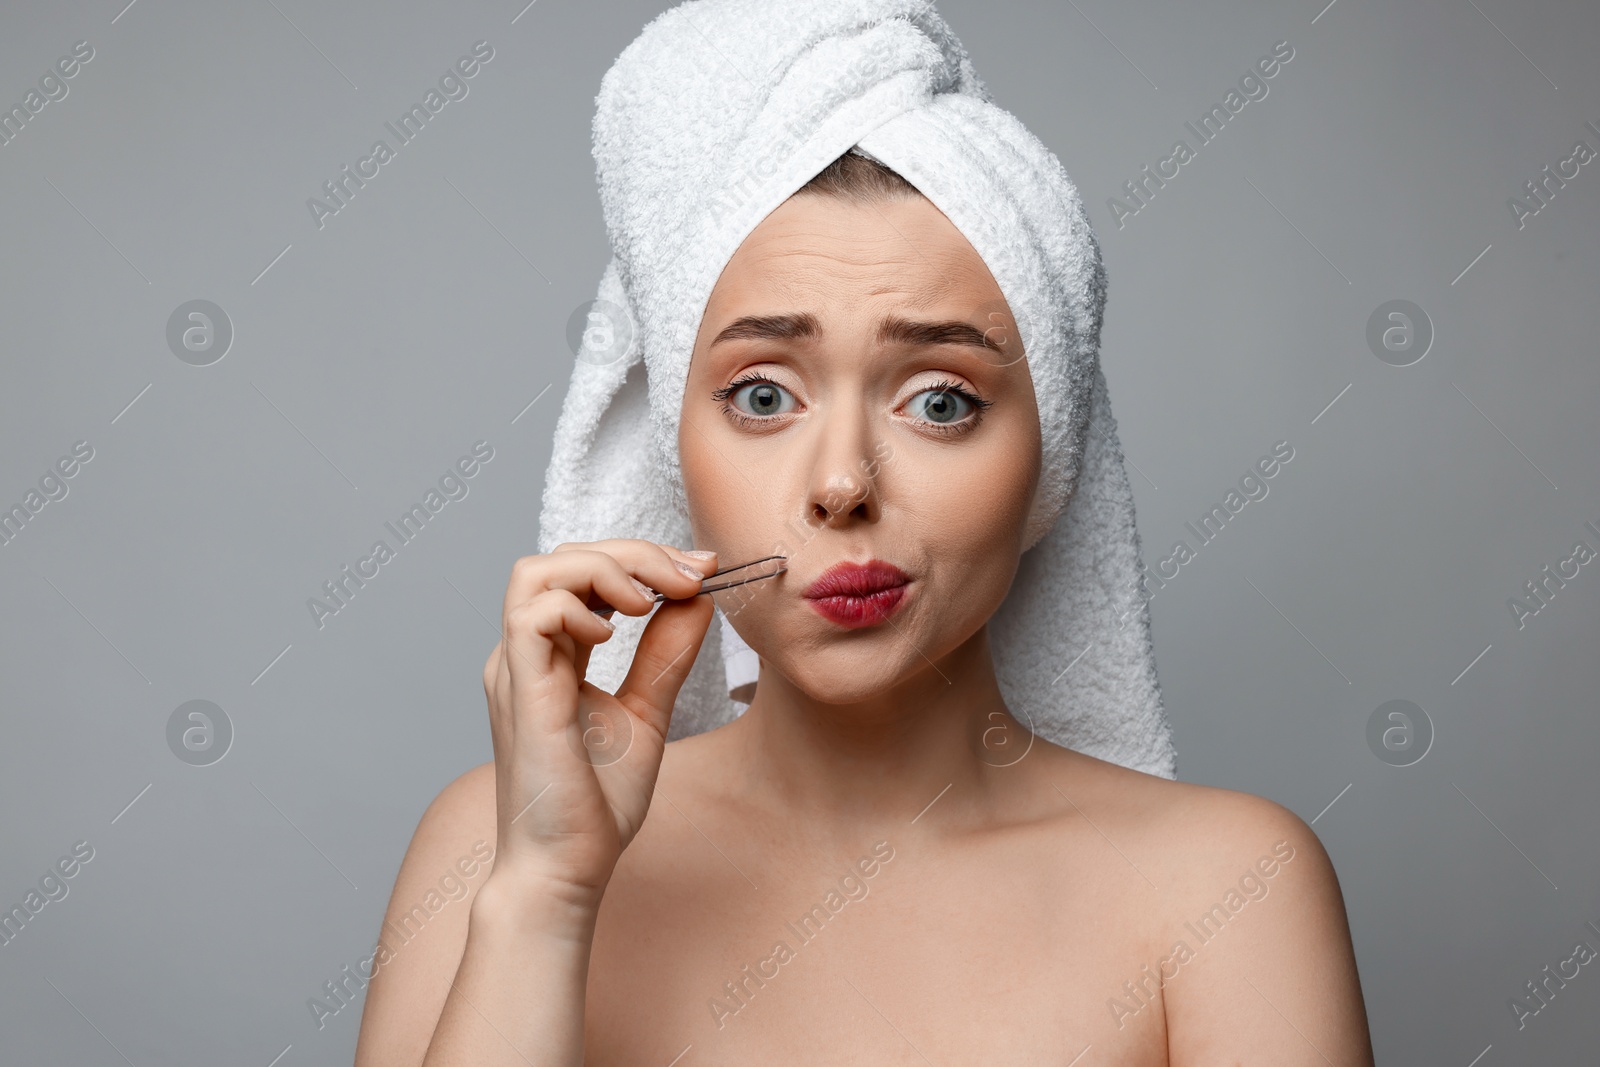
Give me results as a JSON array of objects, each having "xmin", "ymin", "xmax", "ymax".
[
  {"xmin": 422, "ymin": 837, "xmax": 602, "ymax": 1065},
  {"xmin": 353, "ymin": 763, "xmax": 599, "ymax": 1067},
  {"xmin": 1162, "ymin": 795, "xmax": 1374, "ymax": 1065},
  {"xmin": 354, "ymin": 540, "xmax": 720, "ymax": 1066}
]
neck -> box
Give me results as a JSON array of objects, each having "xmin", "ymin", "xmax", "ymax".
[{"xmin": 721, "ymin": 624, "xmax": 1025, "ymax": 829}]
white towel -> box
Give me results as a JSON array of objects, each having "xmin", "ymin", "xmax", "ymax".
[{"xmin": 536, "ymin": 0, "xmax": 1177, "ymax": 779}]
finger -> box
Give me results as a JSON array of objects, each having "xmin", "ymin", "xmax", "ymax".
[
  {"xmin": 572, "ymin": 623, "xmax": 597, "ymax": 682},
  {"xmin": 549, "ymin": 537, "xmax": 714, "ymax": 572},
  {"xmin": 586, "ymin": 541, "xmax": 720, "ymax": 602},
  {"xmin": 502, "ymin": 590, "xmax": 616, "ymax": 726},
  {"xmin": 483, "ymin": 641, "xmax": 502, "ymax": 704},
  {"xmin": 567, "ymin": 548, "xmax": 713, "ymax": 682},
  {"xmin": 484, "ymin": 637, "xmax": 545, "ymax": 739},
  {"xmin": 643, "ymin": 541, "xmax": 720, "ymax": 574},
  {"xmin": 506, "ymin": 566, "xmax": 620, "ymax": 688},
  {"xmin": 505, "ymin": 542, "xmax": 708, "ymax": 621},
  {"xmin": 612, "ymin": 592, "xmax": 716, "ymax": 743},
  {"xmin": 482, "ymin": 641, "xmax": 509, "ymax": 762},
  {"xmin": 551, "ymin": 538, "xmax": 712, "ymax": 566},
  {"xmin": 554, "ymin": 537, "xmax": 718, "ymax": 581}
]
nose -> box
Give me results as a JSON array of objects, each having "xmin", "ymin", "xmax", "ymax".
[{"xmin": 805, "ymin": 408, "xmax": 882, "ymax": 529}]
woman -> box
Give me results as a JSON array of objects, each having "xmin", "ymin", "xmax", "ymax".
[{"xmin": 356, "ymin": 4, "xmax": 1373, "ymax": 1064}]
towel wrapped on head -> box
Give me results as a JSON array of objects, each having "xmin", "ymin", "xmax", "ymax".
[{"xmin": 536, "ymin": 0, "xmax": 1177, "ymax": 779}]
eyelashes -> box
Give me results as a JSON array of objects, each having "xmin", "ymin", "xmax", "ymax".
[
  {"xmin": 915, "ymin": 378, "xmax": 995, "ymax": 433},
  {"xmin": 711, "ymin": 373, "xmax": 794, "ymax": 414},
  {"xmin": 711, "ymin": 373, "xmax": 992, "ymax": 437}
]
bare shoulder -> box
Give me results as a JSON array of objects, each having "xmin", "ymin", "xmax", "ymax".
[
  {"xmin": 411, "ymin": 760, "xmax": 498, "ymax": 854},
  {"xmin": 1128, "ymin": 766, "xmax": 1328, "ymax": 891},
  {"xmin": 1048, "ymin": 750, "xmax": 1373, "ymax": 1063},
  {"xmin": 353, "ymin": 761, "xmax": 499, "ymax": 1067},
  {"xmin": 1034, "ymin": 747, "xmax": 1330, "ymax": 892}
]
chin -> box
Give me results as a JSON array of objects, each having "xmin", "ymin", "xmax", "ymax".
[
  {"xmin": 755, "ymin": 632, "xmax": 931, "ymax": 705},
  {"xmin": 773, "ymin": 668, "xmax": 904, "ymax": 707}
]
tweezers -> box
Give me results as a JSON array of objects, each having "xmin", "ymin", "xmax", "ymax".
[{"xmin": 590, "ymin": 554, "xmax": 788, "ymax": 618}]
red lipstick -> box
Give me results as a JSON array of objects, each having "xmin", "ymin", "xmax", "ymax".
[{"xmin": 802, "ymin": 560, "xmax": 910, "ymax": 629}]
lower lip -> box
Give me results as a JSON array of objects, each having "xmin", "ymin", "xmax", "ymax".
[{"xmin": 805, "ymin": 585, "xmax": 908, "ymax": 628}]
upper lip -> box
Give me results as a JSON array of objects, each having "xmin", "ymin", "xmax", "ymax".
[{"xmin": 802, "ymin": 560, "xmax": 911, "ymax": 599}]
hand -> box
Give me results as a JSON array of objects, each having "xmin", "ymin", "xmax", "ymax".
[{"xmin": 479, "ymin": 539, "xmax": 718, "ymax": 908}]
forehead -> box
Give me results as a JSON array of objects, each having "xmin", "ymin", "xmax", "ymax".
[{"xmin": 706, "ymin": 193, "xmax": 1004, "ymax": 312}]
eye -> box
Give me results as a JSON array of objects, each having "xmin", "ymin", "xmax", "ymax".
[
  {"xmin": 905, "ymin": 379, "xmax": 992, "ymax": 436},
  {"xmin": 712, "ymin": 374, "xmax": 798, "ymax": 424}
]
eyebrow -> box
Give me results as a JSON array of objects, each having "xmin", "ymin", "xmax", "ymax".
[{"xmin": 709, "ymin": 312, "xmax": 1004, "ymax": 354}]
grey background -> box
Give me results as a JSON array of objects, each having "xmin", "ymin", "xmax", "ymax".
[{"xmin": 1, "ymin": 0, "xmax": 1595, "ymax": 1063}]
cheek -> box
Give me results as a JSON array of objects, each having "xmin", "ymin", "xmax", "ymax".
[
  {"xmin": 936, "ymin": 416, "xmax": 1038, "ymax": 531},
  {"xmin": 901, "ymin": 434, "xmax": 1036, "ymax": 602},
  {"xmin": 680, "ymin": 422, "xmax": 767, "ymax": 553}
]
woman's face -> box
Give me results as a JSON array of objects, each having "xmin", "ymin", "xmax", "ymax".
[{"xmin": 680, "ymin": 191, "xmax": 1041, "ymax": 703}]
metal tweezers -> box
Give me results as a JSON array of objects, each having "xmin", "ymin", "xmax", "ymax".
[{"xmin": 590, "ymin": 555, "xmax": 787, "ymax": 618}]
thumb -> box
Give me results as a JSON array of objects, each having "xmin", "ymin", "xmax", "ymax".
[{"xmin": 613, "ymin": 594, "xmax": 715, "ymax": 740}]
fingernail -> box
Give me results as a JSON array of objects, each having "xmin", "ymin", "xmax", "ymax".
[
  {"xmin": 674, "ymin": 560, "xmax": 707, "ymax": 580},
  {"xmin": 630, "ymin": 577, "xmax": 655, "ymax": 600},
  {"xmin": 598, "ymin": 613, "xmax": 616, "ymax": 632},
  {"xmin": 684, "ymin": 549, "xmax": 717, "ymax": 561}
]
